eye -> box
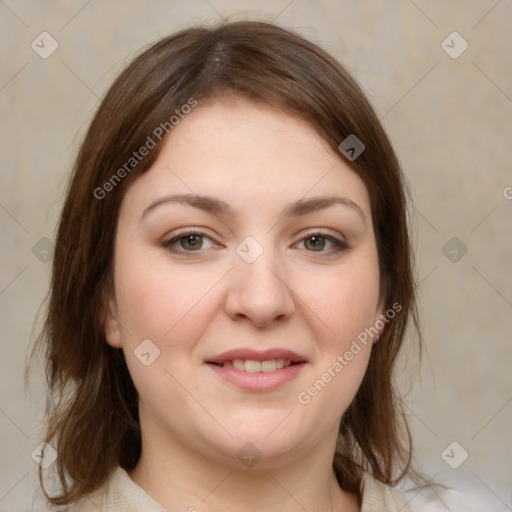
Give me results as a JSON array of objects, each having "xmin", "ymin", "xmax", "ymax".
[
  {"xmin": 164, "ymin": 230, "xmax": 216, "ymax": 253},
  {"xmin": 297, "ymin": 232, "xmax": 349, "ymax": 254},
  {"xmin": 163, "ymin": 229, "xmax": 349, "ymax": 256}
]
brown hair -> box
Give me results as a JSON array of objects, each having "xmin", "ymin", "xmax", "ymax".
[{"xmin": 33, "ymin": 19, "xmax": 422, "ymax": 505}]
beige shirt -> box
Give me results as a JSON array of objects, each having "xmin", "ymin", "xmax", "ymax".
[
  {"xmin": 62, "ymin": 467, "xmax": 414, "ymax": 511},
  {"xmin": 34, "ymin": 466, "xmax": 476, "ymax": 511}
]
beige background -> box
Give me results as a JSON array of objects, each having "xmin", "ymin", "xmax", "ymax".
[{"xmin": 1, "ymin": 0, "xmax": 511, "ymax": 510}]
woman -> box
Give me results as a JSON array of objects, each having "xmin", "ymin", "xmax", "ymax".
[{"xmin": 32, "ymin": 19, "xmax": 460, "ymax": 511}]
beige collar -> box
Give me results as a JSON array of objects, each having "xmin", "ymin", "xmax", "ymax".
[{"xmin": 70, "ymin": 466, "xmax": 414, "ymax": 511}]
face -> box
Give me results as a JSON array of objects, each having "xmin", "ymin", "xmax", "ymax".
[{"xmin": 105, "ymin": 96, "xmax": 383, "ymax": 469}]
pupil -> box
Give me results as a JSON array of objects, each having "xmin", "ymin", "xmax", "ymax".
[
  {"xmin": 308, "ymin": 236, "xmax": 324, "ymax": 251},
  {"xmin": 184, "ymin": 235, "xmax": 201, "ymax": 249}
]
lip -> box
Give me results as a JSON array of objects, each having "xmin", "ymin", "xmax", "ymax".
[
  {"xmin": 205, "ymin": 348, "xmax": 308, "ymax": 392},
  {"xmin": 206, "ymin": 348, "xmax": 307, "ymax": 365}
]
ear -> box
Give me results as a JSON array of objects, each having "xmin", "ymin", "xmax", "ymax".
[{"xmin": 103, "ymin": 296, "xmax": 122, "ymax": 349}]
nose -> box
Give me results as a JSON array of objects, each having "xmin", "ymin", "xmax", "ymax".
[{"xmin": 224, "ymin": 241, "xmax": 295, "ymax": 328}]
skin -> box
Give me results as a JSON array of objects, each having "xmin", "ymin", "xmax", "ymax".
[{"xmin": 104, "ymin": 96, "xmax": 384, "ymax": 512}]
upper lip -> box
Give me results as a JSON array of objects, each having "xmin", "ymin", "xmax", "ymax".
[{"xmin": 206, "ymin": 348, "xmax": 307, "ymax": 365}]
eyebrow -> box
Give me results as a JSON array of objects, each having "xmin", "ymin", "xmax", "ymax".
[{"xmin": 140, "ymin": 193, "xmax": 366, "ymax": 224}]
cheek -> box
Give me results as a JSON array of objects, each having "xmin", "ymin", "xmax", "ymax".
[
  {"xmin": 113, "ymin": 248, "xmax": 225, "ymax": 345},
  {"xmin": 304, "ymin": 258, "xmax": 381, "ymax": 349},
  {"xmin": 112, "ymin": 251, "xmax": 225, "ymax": 434},
  {"xmin": 293, "ymin": 255, "xmax": 380, "ymax": 413}
]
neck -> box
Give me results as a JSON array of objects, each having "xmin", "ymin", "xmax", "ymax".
[{"xmin": 128, "ymin": 421, "xmax": 360, "ymax": 511}]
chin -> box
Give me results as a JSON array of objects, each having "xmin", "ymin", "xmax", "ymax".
[{"xmin": 193, "ymin": 414, "xmax": 316, "ymax": 468}]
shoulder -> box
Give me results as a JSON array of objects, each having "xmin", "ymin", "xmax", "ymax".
[
  {"xmin": 32, "ymin": 466, "xmax": 167, "ymax": 512},
  {"xmin": 361, "ymin": 472, "xmax": 491, "ymax": 512},
  {"xmin": 401, "ymin": 481, "xmax": 498, "ymax": 512},
  {"xmin": 360, "ymin": 471, "xmax": 415, "ymax": 511},
  {"xmin": 72, "ymin": 467, "xmax": 167, "ymax": 512}
]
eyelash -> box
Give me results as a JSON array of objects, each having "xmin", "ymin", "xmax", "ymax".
[{"xmin": 163, "ymin": 229, "xmax": 350, "ymax": 256}]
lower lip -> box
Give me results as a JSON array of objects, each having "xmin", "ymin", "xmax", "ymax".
[{"xmin": 206, "ymin": 363, "xmax": 306, "ymax": 392}]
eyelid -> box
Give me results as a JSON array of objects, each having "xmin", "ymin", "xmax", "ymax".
[
  {"xmin": 164, "ymin": 227, "xmax": 216, "ymax": 241},
  {"xmin": 298, "ymin": 227, "xmax": 347, "ymax": 243}
]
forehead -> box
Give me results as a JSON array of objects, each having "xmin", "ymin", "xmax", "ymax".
[{"xmin": 120, "ymin": 96, "xmax": 372, "ymax": 221}]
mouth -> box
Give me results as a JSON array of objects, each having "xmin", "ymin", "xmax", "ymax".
[
  {"xmin": 210, "ymin": 358, "xmax": 296, "ymax": 372},
  {"xmin": 205, "ymin": 348, "xmax": 307, "ymax": 391},
  {"xmin": 206, "ymin": 348, "xmax": 307, "ymax": 369}
]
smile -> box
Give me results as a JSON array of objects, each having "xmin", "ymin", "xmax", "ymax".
[{"xmin": 217, "ymin": 359, "xmax": 293, "ymax": 372}]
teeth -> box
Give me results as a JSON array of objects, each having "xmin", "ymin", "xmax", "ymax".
[
  {"xmin": 245, "ymin": 360, "xmax": 261, "ymax": 373},
  {"xmin": 232, "ymin": 359, "xmax": 245, "ymax": 371},
  {"xmin": 222, "ymin": 359, "xmax": 293, "ymax": 372},
  {"xmin": 261, "ymin": 360, "xmax": 276, "ymax": 372}
]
